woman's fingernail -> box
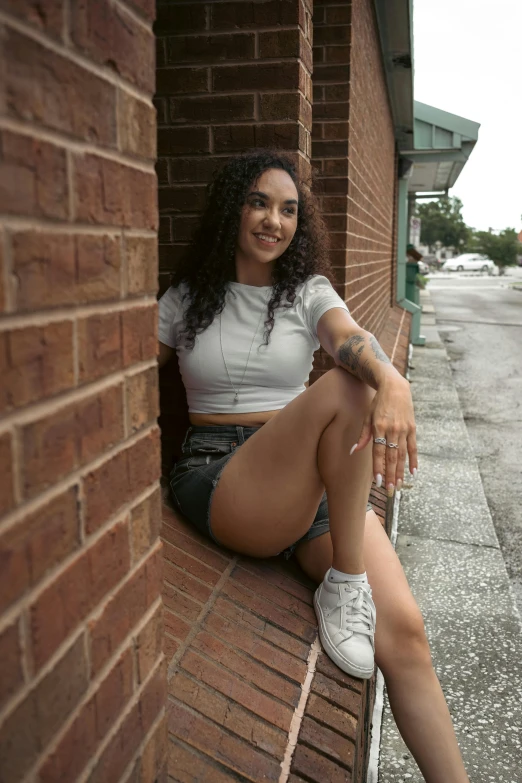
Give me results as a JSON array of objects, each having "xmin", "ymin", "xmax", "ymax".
[
  {"xmin": 411, "ymin": 468, "xmax": 418, "ymax": 479},
  {"xmin": 375, "ymin": 473, "xmax": 383, "ymax": 488},
  {"xmin": 397, "ymin": 479, "xmax": 403, "ymax": 490},
  {"xmin": 387, "ymin": 483, "xmax": 395, "ymax": 498},
  {"xmin": 349, "ymin": 443, "xmax": 358, "ymax": 456}
]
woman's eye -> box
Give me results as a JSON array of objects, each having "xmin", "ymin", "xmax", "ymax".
[
  {"xmin": 251, "ymin": 198, "xmax": 265, "ymax": 207},
  {"xmin": 284, "ymin": 207, "xmax": 296, "ymax": 216}
]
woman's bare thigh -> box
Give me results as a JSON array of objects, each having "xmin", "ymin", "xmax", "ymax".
[{"xmin": 210, "ymin": 368, "xmax": 369, "ymax": 556}]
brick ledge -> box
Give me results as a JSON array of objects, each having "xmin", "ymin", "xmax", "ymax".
[{"xmin": 162, "ymin": 305, "xmax": 412, "ymax": 782}]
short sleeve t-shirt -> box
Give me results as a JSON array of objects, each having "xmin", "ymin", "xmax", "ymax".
[{"xmin": 158, "ymin": 274, "xmax": 349, "ymax": 413}]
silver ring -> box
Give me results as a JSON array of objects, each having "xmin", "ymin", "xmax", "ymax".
[
  {"xmin": 387, "ymin": 442, "xmax": 399, "ymax": 449},
  {"xmin": 374, "ymin": 437, "xmax": 386, "ymax": 445}
]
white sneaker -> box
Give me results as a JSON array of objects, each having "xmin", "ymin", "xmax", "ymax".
[{"xmin": 313, "ymin": 573, "xmax": 376, "ymax": 679}]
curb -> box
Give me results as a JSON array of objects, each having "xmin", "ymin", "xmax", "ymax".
[{"xmin": 366, "ymin": 491, "xmax": 401, "ymax": 783}]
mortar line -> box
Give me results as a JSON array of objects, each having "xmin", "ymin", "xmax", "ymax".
[
  {"xmin": 0, "ymin": 117, "xmax": 156, "ymax": 173},
  {"xmin": 0, "ymin": 300, "xmax": 157, "ymax": 336},
  {"xmin": 0, "ymin": 217, "xmax": 156, "ymax": 236},
  {"xmin": 390, "ymin": 308, "xmax": 406, "ymax": 365},
  {"xmin": 0, "ymin": 358, "xmax": 157, "ymax": 433},
  {"xmin": 113, "ymin": 0, "xmax": 151, "ymax": 31},
  {"xmin": 0, "ymin": 9, "xmax": 152, "ymax": 101},
  {"xmin": 167, "ymin": 556, "xmax": 239, "ymax": 678},
  {"xmin": 0, "ymin": 425, "xmax": 158, "ymax": 537},
  {"xmin": 278, "ymin": 635, "xmax": 321, "ymax": 783},
  {"xmin": 0, "ymin": 497, "xmax": 161, "ymax": 641},
  {"xmin": 76, "ymin": 652, "xmax": 164, "ymax": 783},
  {"xmin": 116, "ymin": 706, "xmax": 166, "ymax": 783}
]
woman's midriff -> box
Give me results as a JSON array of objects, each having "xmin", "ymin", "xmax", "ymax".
[{"xmin": 189, "ymin": 410, "xmax": 280, "ymax": 427}]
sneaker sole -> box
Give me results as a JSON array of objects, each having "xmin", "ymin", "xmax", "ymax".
[{"xmin": 313, "ymin": 591, "xmax": 374, "ymax": 680}]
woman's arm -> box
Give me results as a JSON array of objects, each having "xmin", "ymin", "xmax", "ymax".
[
  {"xmin": 158, "ymin": 341, "xmax": 175, "ymax": 369},
  {"xmin": 317, "ymin": 308, "xmax": 417, "ymax": 491},
  {"xmin": 317, "ymin": 309, "xmax": 400, "ymax": 389}
]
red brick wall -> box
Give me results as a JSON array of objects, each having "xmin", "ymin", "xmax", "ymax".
[
  {"xmin": 346, "ymin": 0, "xmax": 396, "ymax": 336},
  {"xmin": 0, "ymin": 2, "xmax": 166, "ymax": 780},
  {"xmin": 155, "ymin": 0, "xmax": 313, "ymax": 294},
  {"xmin": 155, "ymin": 0, "xmax": 314, "ymax": 472},
  {"xmin": 311, "ymin": 0, "xmax": 352, "ymax": 296},
  {"xmin": 311, "ymin": 0, "xmax": 397, "ymax": 380}
]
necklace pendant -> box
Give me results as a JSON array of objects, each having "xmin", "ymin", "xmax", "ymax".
[{"xmin": 233, "ymin": 393, "xmax": 239, "ymax": 403}]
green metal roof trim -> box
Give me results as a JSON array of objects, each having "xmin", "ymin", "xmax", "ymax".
[
  {"xmin": 372, "ymin": 3, "xmax": 480, "ymax": 192},
  {"xmin": 373, "ymin": 0, "xmax": 415, "ymax": 150},
  {"xmin": 404, "ymin": 101, "xmax": 480, "ymax": 192},
  {"xmin": 413, "ymin": 101, "xmax": 480, "ymax": 147}
]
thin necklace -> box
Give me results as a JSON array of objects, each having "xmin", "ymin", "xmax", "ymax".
[{"xmin": 219, "ymin": 293, "xmax": 269, "ymax": 403}]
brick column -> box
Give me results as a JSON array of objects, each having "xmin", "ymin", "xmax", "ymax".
[
  {"xmin": 311, "ymin": 0, "xmax": 397, "ymax": 382},
  {"xmin": 155, "ymin": 0, "xmax": 314, "ymax": 471},
  {"xmin": 346, "ymin": 0, "xmax": 396, "ymax": 337},
  {"xmin": 155, "ymin": 0, "xmax": 313, "ymax": 291},
  {"xmin": 0, "ymin": 1, "xmax": 166, "ymax": 781},
  {"xmin": 311, "ymin": 0, "xmax": 352, "ymax": 380},
  {"xmin": 311, "ymin": 1, "xmax": 351, "ymax": 285}
]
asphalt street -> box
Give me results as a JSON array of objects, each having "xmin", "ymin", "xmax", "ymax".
[{"xmin": 428, "ymin": 268, "xmax": 522, "ymax": 614}]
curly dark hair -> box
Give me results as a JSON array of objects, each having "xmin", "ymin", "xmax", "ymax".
[{"xmin": 171, "ymin": 148, "xmax": 332, "ymax": 348}]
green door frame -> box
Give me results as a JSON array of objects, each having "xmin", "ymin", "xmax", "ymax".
[{"xmin": 396, "ymin": 177, "xmax": 425, "ymax": 346}]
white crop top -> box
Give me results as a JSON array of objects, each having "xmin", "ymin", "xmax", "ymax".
[{"xmin": 158, "ymin": 275, "xmax": 349, "ymax": 413}]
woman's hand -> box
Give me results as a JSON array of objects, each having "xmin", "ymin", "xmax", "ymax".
[
  {"xmin": 351, "ymin": 375, "xmax": 418, "ymax": 494},
  {"xmin": 315, "ymin": 311, "xmax": 418, "ymax": 490}
]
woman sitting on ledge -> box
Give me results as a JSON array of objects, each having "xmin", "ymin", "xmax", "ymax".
[{"xmin": 158, "ymin": 149, "xmax": 469, "ymax": 783}]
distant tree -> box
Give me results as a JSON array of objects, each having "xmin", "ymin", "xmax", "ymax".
[
  {"xmin": 468, "ymin": 228, "xmax": 522, "ymax": 272},
  {"xmin": 416, "ymin": 197, "xmax": 470, "ymax": 251}
]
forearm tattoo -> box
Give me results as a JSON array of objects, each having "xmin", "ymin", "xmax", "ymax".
[
  {"xmin": 338, "ymin": 333, "xmax": 390, "ymax": 386},
  {"xmin": 370, "ymin": 335, "xmax": 391, "ymax": 365}
]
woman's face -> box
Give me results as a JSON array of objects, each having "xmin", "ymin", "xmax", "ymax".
[{"xmin": 235, "ymin": 168, "xmax": 299, "ymax": 269}]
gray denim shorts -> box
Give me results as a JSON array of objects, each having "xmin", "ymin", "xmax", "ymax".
[{"xmin": 170, "ymin": 425, "xmax": 373, "ymax": 559}]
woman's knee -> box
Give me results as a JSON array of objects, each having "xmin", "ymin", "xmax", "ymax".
[
  {"xmin": 376, "ymin": 603, "xmax": 432, "ymax": 674},
  {"xmin": 316, "ymin": 367, "xmax": 375, "ymax": 418}
]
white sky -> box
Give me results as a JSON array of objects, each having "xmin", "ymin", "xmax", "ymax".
[{"xmin": 413, "ymin": 0, "xmax": 522, "ymax": 232}]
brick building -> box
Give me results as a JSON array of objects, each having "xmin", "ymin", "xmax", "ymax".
[{"xmin": 0, "ymin": 1, "xmax": 427, "ymax": 781}]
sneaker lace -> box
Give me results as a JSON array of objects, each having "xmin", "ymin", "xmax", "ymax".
[{"xmin": 337, "ymin": 585, "xmax": 374, "ymax": 640}]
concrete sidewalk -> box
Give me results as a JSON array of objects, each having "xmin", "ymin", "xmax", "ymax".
[{"xmin": 377, "ymin": 290, "xmax": 522, "ymax": 782}]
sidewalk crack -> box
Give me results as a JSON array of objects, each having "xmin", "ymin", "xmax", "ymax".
[{"xmin": 399, "ymin": 533, "xmax": 500, "ymax": 551}]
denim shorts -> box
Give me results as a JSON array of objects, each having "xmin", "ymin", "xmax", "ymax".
[{"xmin": 170, "ymin": 425, "xmax": 372, "ymax": 559}]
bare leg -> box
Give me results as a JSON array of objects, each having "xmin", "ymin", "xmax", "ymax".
[
  {"xmin": 295, "ymin": 513, "xmax": 469, "ymax": 783},
  {"xmin": 208, "ymin": 368, "xmax": 377, "ymax": 677},
  {"xmin": 317, "ymin": 396, "xmax": 373, "ymax": 573},
  {"xmin": 211, "ymin": 368, "xmax": 374, "ymax": 575}
]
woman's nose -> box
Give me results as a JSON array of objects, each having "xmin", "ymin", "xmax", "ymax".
[{"xmin": 263, "ymin": 208, "xmax": 281, "ymax": 229}]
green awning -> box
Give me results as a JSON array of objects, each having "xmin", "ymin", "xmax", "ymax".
[{"xmin": 403, "ymin": 102, "xmax": 480, "ymax": 193}]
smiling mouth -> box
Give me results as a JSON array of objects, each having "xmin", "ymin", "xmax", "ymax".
[{"xmin": 254, "ymin": 233, "xmax": 280, "ymax": 245}]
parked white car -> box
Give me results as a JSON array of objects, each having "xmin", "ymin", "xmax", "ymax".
[{"xmin": 442, "ymin": 254, "xmax": 495, "ymax": 272}]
